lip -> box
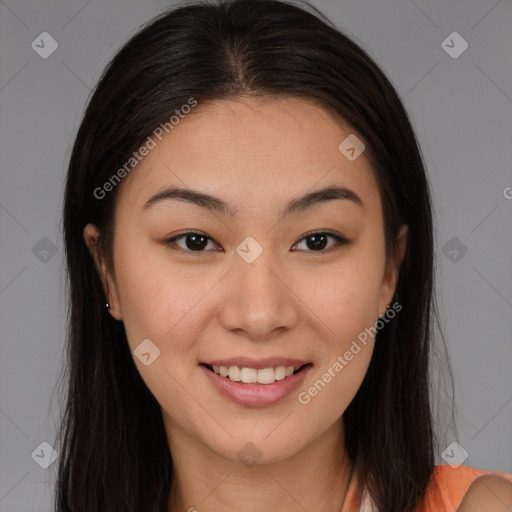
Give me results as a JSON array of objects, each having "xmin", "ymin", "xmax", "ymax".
[
  {"xmin": 200, "ymin": 357, "xmax": 310, "ymax": 369},
  {"xmin": 199, "ymin": 362, "xmax": 313, "ymax": 407}
]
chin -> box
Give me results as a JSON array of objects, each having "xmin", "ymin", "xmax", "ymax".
[{"xmin": 203, "ymin": 426, "xmax": 311, "ymax": 466}]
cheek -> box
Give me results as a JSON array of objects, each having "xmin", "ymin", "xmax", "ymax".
[
  {"xmin": 112, "ymin": 248, "xmax": 211, "ymax": 422},
  {"xmin": 298, "ymin": 255, "xmax": 384, "ymax": 336},
  {"xmin": 292, "ymin": 249, "xmax": 383, "ymax": 404},
  {"xmin": 295, "ymin": 269, "xmax": 379, "ymax": 420},
  {"xmin": 111, "ymin": 239, "xmax": 206, "ymax": 352}
]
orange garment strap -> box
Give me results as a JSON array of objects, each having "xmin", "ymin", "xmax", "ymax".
[
  {"xmin": 340, "ymin": 464, "xmax": 512, "ymax": 512},
  {"xmin": 339, "ymin": 466, "xmax": 367, "ymax": 512},
  {"xmin": 418, "ymin": 465, "xmax": 512, "ymax": 512}
]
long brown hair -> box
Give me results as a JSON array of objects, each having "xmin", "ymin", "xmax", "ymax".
[{"xmin": 57, "ymin": 1, "xmax": 454, "ymax": 510}]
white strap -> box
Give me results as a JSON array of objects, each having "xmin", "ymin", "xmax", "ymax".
[{"xmin": 359, "ymin": 489, "xmax": 377, "ymax": 512}]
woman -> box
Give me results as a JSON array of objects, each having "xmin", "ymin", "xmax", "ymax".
[{"xmin": 57, "ymin": 0, "xmax": 512, "ymax": 511}]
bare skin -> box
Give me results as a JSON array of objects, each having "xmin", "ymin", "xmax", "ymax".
[
  {"xmin": 456, "ymin": 474, "xmax": 512, "ymax": 512},
  {"xmin": 84, "ymin": 96, "xmax": 407, "ymax": 512}
]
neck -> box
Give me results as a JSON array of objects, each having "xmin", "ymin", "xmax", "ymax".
[{"xmin": 166, "ymin": 417, "xmax": 354, "ymax": 512}]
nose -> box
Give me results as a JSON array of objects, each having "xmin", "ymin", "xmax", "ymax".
[{"xmin": 217, "ymin": 250, "xmax": 299, "ymax": 341}]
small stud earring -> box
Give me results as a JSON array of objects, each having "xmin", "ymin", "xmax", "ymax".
[
  {"xmin": 105, "ymin": 302, "xmax": 111, "ymax": 310},
  {"xmin": 379, "ymin": 305, "xmax": 390, "ymax": 318}
]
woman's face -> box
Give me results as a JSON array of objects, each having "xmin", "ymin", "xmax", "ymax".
[{"xmin": 85, "ymin": 96, "xmax": 406, "ymax": 465}]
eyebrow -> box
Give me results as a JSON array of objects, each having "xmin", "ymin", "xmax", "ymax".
[{"xmin": 142, "ymin": 184, "xmax": 363, "ymax": 219}]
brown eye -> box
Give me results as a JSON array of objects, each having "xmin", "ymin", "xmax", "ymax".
[
  {"xmin": 292, "ymin": 232, "xmax": 349, "ymax": 252},
  {"xmin": 165, "ymin": 232, "xmax": 220, "ymax": 252}
]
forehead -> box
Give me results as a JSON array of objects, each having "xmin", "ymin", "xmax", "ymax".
[{"xmin": 116, "ymin": 96, "xmax": 381, "ymax": 214}]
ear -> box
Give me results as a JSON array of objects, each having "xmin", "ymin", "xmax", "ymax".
[
  {"xmin": 83, "ymin": 223, "xmax": 123, "ymax": 320},
  {"xmin": 378, "ymin": 224, "xmax": 408, "ymax": 316}
]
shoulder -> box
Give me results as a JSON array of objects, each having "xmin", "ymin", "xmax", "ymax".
[
  {"xmin": 456, "ymin": 473, "xmax": 512, "ymax": 512},
  {"xmin": 419, "ymin": 465, "xmax": 512, "ymax": 512}
]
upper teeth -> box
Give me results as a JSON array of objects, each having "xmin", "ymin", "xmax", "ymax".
[{"xmin": 211, "ymin": 365, "xmax": 300, "ymax": 384}]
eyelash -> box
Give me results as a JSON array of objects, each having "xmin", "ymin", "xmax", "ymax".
[{"xmin": 164, "ymin": 231, "xmax": 350, "ymax": 255}]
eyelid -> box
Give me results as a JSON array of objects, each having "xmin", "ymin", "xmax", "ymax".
[
  {"xmin": 291, "ymin": 230, "xmax": 350, "ymax": 246},
  {"xmin": 291, "ymin": 231, "xmax": 350, "ymax": 252},
  {"xmin": 165, "ymin": 231, "xmax": 222, "ymax": 254}
]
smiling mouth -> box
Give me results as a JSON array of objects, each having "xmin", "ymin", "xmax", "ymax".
[{"xmin": 201, "ymin": 363, "xmax": 312, "ymax": 385}]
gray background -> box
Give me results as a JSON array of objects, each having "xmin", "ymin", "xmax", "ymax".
[{"xmin": 1, "ymin": 0, "xmax": 511, "ymax": 510}]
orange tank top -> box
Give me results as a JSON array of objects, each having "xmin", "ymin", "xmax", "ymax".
[{"xmin": 340, "ymin": 464, "xmax": 512, "ymax": 512}]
